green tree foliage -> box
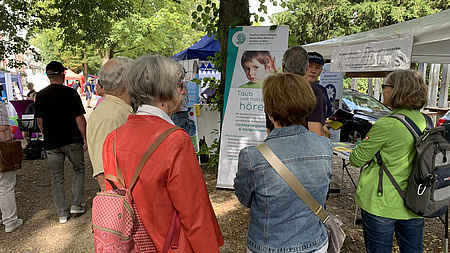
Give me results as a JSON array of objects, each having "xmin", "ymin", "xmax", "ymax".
[
  {"xmin": 29, "ymin": 0, "xmax": 205, "ymax": 65},
  {"xmin": 274, "ymin": 0, "xmax": 449, "ymax": 46},
  {"xmin": 109, "ymin": 0, "xmax": 205, "ymax": 59},
  {"xmin": 0, "ymin": 0, "xmax": 40, "ymax": 67}
]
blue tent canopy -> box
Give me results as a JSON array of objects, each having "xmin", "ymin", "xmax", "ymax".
[
  {"xmin": 0, "ymin": 72, "xmax": 18, "ymax": 83},
  {"xmin": 170, "ymin": 34, "xmax": 220, "ymax": 61}
]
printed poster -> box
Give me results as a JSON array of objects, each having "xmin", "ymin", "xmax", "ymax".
[
  {"xmin": 217, "ymin": 26, "xmax": 289, "ymax": 188},
  {"xmin": 319, "ymin": 63, "xmax": 344, "ymax": 142},
  {"xmin": 331, "ymin": 37, "xmax": 413, "ymax": 72}
]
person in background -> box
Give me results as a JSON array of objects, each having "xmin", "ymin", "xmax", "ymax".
[
  {"xmin": 266, "ymin": 46, "xmax": 329, "ymax": 137},
  {"xmin": 349, "ymin": 69, "xmax": 428, "ymax": 252},
  {"xmin": 93, "ymin": 79, "xmax": 106, "ymax": 109},
  {"xmin": 235, "ymin": 73, "xmax": 332, "ymax": 253},
  {"xmin": 0, "ymin": 102, "xmax": 23, "ymax": 233},
  {"xmin": 35, "ymin": 61, "xmax": 87, "ymax": 224},
  {"xmin": 22, "ymin": 92, "xmax": 37, "ymax": 146},
  {"xmin": 102, "ymin": 54, "xmax": 223, "ymax": 252},
  {"xmin": 306, "ymin": 52, "xmax": 333, "ymax": 118},
  {"xmin": 87, "ymin": 57, "xmax": 133, "ymax": 191},
  {"xmin": 26, "ymin": 82, "xmax": 36, "ymax": 100},
  {"xmin": 73, "ymin": 80, "xmax": 80, "ymax": 94},
  {"xmin": 85, "ymin": 78, "xmax": 93, "ymax": 108}
]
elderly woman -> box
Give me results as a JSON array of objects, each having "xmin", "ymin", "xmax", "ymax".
[
  {"xmin": 234, "ymin": 73, "xmax": 332, "ymax": 253},
  {"xmin": 350, "ymin": 69, "xmax": 428, "ymax": 252},
  {"xmin": 102, "ymin": 54, "xmax": 223, "ymax": 252}
]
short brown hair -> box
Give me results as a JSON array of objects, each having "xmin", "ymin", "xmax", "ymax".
[
  {"xmin": 263, "ymin": 73, "xmax": 316, "ymax": 127},
  {"xmin": 384, "ymin": 69, "xmax": 428, "ymax": 110},
  {"xmin": 241, "ymin": 51, "xmax": 272, "ymax": 68}
]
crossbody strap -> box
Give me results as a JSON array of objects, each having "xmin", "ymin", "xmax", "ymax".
[
  {"xmin": 105, "ymin": 126, "xmax": 180, "ymax": 191},
  {"xmin": 256, "ymin": 142, "xmax": 329, "ymax": 223},
  {"xmin": 375, "ymin": 151, "xmax": 406, "ymax": 200}
]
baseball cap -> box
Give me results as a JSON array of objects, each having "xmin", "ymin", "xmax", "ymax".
[
  {"xmin": 308, "ymin": 52, "xmax": 324, "ymax": 65},
  {"xmin": 46, "ymin": 61, "xmax": 67, "ymax": 75}
]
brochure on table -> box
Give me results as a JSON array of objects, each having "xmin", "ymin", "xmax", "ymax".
[{"xmin": 217, "ymin": 26, "xmax": 289, "ymax": 188}]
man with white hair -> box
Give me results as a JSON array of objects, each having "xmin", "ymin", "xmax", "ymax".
[{"xmin": 87, "ymin": 57, "xmax": 133, "ymax": 191}]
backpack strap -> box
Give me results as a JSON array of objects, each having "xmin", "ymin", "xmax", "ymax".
[
  {"xmin": 129, "ymin": 126, "xmax": 180, "ymax": 191},
  {"xmin": 376, "ymin": 113, "xmax": 431, "ymax": 200},
  {"xmin": 375, "ymin": 151, "xmax": 406, "ymax": 200}
]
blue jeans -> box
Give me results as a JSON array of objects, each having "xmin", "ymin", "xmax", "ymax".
[
  {"xmin": 46, "ymin": 143, "xmax": 85, "ymax": 217},
  {"xmin": 361, "ymin": 210, "xmax": 424, "ymax": 253}
]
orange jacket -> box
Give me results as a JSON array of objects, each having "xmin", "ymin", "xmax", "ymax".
[{"xmin": 103, "ymin": 115, "xmax": 223, "ymax": 252}]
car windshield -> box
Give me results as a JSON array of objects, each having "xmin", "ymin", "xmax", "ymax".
[{"xmin": 342, "ymin": 91, "xmax": 390, "ymax": 113}]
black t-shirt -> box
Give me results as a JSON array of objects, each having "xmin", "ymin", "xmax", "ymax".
[
  {"xmin": 26, "ymin": 90, "xmax": 35, "ymax": 99},
  {"xmin": 266, "ymin": 84, "xmax": 326, "ymax": 132},
  {"xmin": 35, "ymin": 84, "xmax": 85, "ymax": 149}
]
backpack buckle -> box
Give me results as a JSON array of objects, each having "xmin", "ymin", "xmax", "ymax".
[{"xmin": 417, "ymin": 184, "xmax": 427, "ymax": 195}]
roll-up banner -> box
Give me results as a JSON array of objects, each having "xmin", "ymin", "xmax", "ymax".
[{"xmin": 217, "ymin": 26, "xmax": 289, "ymax": 188}]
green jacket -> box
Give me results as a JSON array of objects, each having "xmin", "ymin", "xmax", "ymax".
[{"xmin": 349, "ymin": 108, "xmax": 427, "ymax": 219}]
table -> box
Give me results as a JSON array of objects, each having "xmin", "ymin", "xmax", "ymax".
[
  {"xmin": 331, "ymin": 142, "xmax": 362, "ymax": 225},
  {"xmin": 10, "ymin": 100, "xmax": 34, "ymax": 139}
]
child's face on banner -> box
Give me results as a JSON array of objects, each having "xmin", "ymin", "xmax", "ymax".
[{"xmin": 243, "ymin": 59, "xmax": 266, "ymax": 84}]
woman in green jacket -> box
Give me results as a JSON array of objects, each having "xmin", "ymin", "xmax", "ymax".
[{"xmin": 349, "ymin": 69, "xmax": 428, "ymax": 253}]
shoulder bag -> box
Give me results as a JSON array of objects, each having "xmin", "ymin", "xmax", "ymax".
[{"xmin": 0, "ymin": 140, "xmax": 23, "ymax": 172}]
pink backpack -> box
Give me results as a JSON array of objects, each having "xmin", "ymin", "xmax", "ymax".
[{"xmin": 92, "ymin": 127, "xmax": 181, "ymax": 253}]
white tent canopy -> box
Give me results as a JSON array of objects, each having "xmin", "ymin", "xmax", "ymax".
[{"xmin": 303, "ymin": 9, "xmax": 450, "ymax": 64}]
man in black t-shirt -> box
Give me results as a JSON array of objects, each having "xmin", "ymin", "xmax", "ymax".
[
  {"xmin": 266, "ymin": 46, "xmax": 329, "ymax": 137},
  {"xmin": 35, "ymin": 61, "xmax": 87, "ymax": 224}
]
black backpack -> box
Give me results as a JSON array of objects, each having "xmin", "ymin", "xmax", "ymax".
[{"xmin": 376, "ymin": 114, "xmax": 450, "ymax": 218}]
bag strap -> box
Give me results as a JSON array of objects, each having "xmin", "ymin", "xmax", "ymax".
[
  {"xmin": 256, "ymin": 142, "xmax": 329, "ymax": 223},
  {"xmin": 389, "ymin": 113, "xmax": 433, "ymax": 138},
  {"xmin": 375, "ymin": 113, "xmax": 430, "ymax": 200},
  {"xmin": 106, "ymin": 126, "xmax": 180, "ymax": 191},
  {"xmin": 375, "ymin": 151, "xmax": 406, "ymax": 200},
  {"xmin": 162, "ymin": 211, "xmax": 181, "ymax": 253}
]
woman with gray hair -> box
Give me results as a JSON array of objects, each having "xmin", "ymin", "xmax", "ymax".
[{"xmin": 102, "ymin": 54, "xmax": 223, "ymax": 252}]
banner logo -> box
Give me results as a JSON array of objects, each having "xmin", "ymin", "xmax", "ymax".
[{"xmin": 233, "ymin": 32, "xmax": 246, "ymax": 46}]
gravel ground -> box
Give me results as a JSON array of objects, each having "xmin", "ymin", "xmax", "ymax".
[{"xmin": 0, "ymin": 150, "xmax": 447, "ymax": 252}]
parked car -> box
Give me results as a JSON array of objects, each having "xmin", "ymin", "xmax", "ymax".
[
  {"xmin": 339, "ymin": 89, "xmax": 392, "ymax": 143},
  {"xmin": 436, "ymin": 111, "xmax": 450, "ymax": 127}
]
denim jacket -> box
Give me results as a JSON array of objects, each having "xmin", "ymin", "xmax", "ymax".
[{"xmin": 234, "ymin": 124, "xmax": 333, "ymax": 253}]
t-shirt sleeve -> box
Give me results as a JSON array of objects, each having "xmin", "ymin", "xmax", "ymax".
[
  {"xmin": 34, "ymin": 92, "xmax": 42, "ymax": 118},
  {"xmin": 71, "ymin": 89, "xmax": 86, "ymax": 116},
  {"xmin": 308, "ymin": 86, "xmax": 326, "ymax": 125}
]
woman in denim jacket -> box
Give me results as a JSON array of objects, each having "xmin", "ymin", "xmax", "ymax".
[{"xmin": 234, "ymin": 73, "xmax": 333, "ymax": 253}]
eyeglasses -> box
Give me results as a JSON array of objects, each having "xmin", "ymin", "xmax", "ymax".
[
  {"xmin": 177, "ymin": 82, "xmax": 184, "ymax": 89},
  {"xmin": 381, "ymin": 84, "xmax": 394, "ymax": 90}
]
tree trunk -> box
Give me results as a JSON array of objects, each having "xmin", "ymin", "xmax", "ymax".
[{"xmin": 218, "ymin": 0, "xmax": 250, "ymax": 117}]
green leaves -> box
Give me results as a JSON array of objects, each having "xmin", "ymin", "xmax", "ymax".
[{"xmin": 273, "ymin": 0, "xmax": 445, "ymax": 46}]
